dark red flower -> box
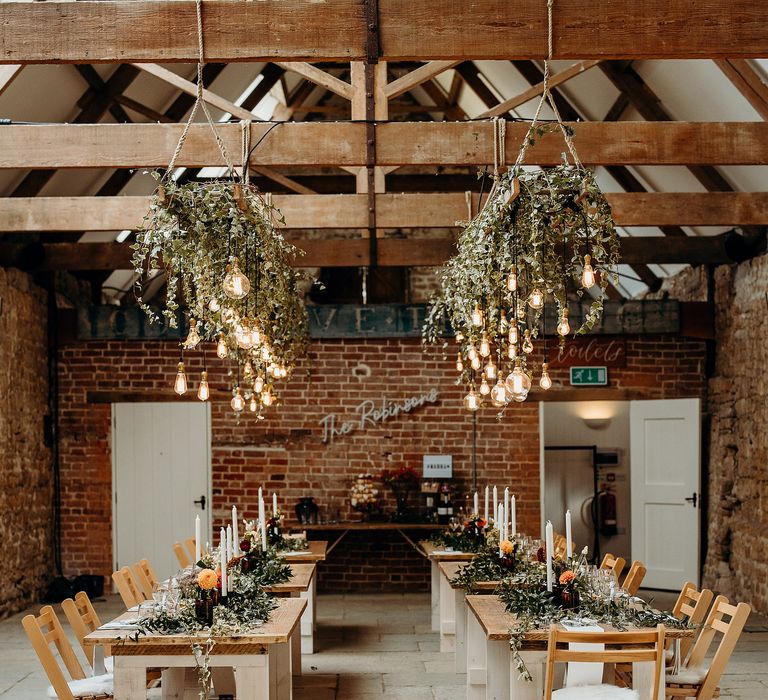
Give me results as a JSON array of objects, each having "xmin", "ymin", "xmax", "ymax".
[
  {"xmin": 536, "ymin": 546, "xmax": 546, "ymax": 563},
  {"xmin": 240, "ymin": 538, "xmax": 251, "ymax": 552}
]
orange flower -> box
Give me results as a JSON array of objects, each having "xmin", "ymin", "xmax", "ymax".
[
  {"xmin": 559, "ymin": 570, "xmax": 576, "ymax": 585},
  {"xmin": 197, "ymin": 568, "xmax": 218, "ymax": 590},
  {"xmin": 501, "ymin": 539, "xmax": 515, "ymax": 555}
]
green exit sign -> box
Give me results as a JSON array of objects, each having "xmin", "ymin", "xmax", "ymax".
[{"xmin": 570, "ymin": 366, "xmax": 608, "ymax": 386}]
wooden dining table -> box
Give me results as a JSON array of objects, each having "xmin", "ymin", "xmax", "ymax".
[
  {"xmin": 265, "ymin": 562, "xmax": 316, "ymax": 673},
  {"xmin": 84, "ymin": 596, "xmax": 306, "ymax": 700},
  {"xmin": 420, "ymin": 540, "xmax": 476, "ymax": 632},
  {"xmin": 465, "ymin": 594, "xmax": 695, "ymax": 700},
  {"xmin": 279, "ymin": 541, "xmax": 327, "ymax": 656}
]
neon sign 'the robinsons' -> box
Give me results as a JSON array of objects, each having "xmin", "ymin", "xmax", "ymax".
[{"xmin": 320, "ymin": 389, "xmax": 439, "ymax": 444}]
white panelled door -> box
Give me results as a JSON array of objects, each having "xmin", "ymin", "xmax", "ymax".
[
  {"xmin": 112, "ymin": 402, "xmax": 211, "ymax": 582},
  {"xmin": 630, "ymin": 398, "xmax": 700, "ymax": 589}
]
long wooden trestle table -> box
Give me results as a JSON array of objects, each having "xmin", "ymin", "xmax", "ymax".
[
  {"xmin": 419, "ymin": 541, "xmax": 476, "ymax": 636},
  {"xmin": 84, "ymin": 597, "xmax": 306, "ymax": 700}
]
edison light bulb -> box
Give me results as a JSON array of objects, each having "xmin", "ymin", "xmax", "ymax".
[
  {"xmin": 216, "ymin": 333, "xmax": 228, "ymax": 359},
  {"xmin": 557, "ymin": 309, "xmax": 571, "ymax": 337},
  {"xmin": 500, "ymin": 310, "xmax": 509, "ymax": 333},
  {"xmin": 197, "ymin": 370, "xmax": 210, "ymax": 401},
  {"xmin": 480, "ymin": 377, "xmax": 491, "ymax": 395},
  {"xmin": 262, "ymin": 387, "xmax": 274, "ymax": 407},
  {"xmin": 271, "ymin": 364, "xmax": 282, "ymax": 379},
  {"xmin": 208, "ymin": 297, "xmax": 220, "ymax": 313},
  {"xmin": 249, "ymin": 325, "xmax": 261, "ymax": 347},
  {"xmin": 486, "ymin": 359, "xmax": 497, "ymax": 380},
  {"xmin": 471, "ymin": 305, "xmax": 483, "ymax": 327},
  {"xmin": 508, "ymin": 322, "xmax": 519, "ymax": 345},
  {"xmin": 508, "ymin": 343, "xmax": 518, "ymax": 360},
  {"xmin": 522, "ymin": 330, "xmax": 534, "ymax": 354},
  {"xmin": 491, "ymin": 379, "xmax": 507, "ymax": 407},
  {"xmin": 253, "ymin": 375, "xmax": 264, "ymax": 393},
  {"xmin": 463, "ymin": 388, "xmax": 481, "ymax": 411},
  {"xmin": 243, "ymin": 360, "xmax": 254, "ymax": 379},
  {"xmin": 249, "ymin": 396, "xmax": 258, "ymax": 412},
  {"xmin": 471, "ymin": 355, "xmax": 481, "ymax": 371},
  {"xmin": 236, "ymin": 322, "xmax": 252, "ymax": 349},
  {"xmin": 261, "ymin": 345, "xmax": 271, "ymax": 362},
  {"xmin": 540, "ymin": 363, "xmax": 553, "ymax": 390},
  {"xmin": 467, "ymin": 345, "xmax": 478, "ymax": 361},
  {"xmin": 174, "ymin": 362, "xmax": 188, "ymax": 395},
  {"xmin": 231, "ymin": 387, "xmax": 245, "ymax": 412},
  {"xmin": 479, "ymin": 334, "xmax": 491, "ymax": 358},
  {"xmin": 223, "ymin": 257, "xmax": 251, "ymax": 300},
  {"xmin": 184, "ymin": 318, "xmax": 201, "ymax": 349},
  {"xmin": 222, "ymin": 306, "xmax": 239, "ymax": 326},
  {"xmin": 456, "ymin": 353, "xmax": 464, "ymax": 372},
  {"xmin": 582, "ymin": 254, "xmax": 596, "ymax": 289},
  {"xmin": 505, "ymin": 360, "xmax": 528, "ymax": 402},
  {"xmin": 279, "ymin": 366, "xmax": 288, "ymax": 379},
  {"xmin": 507, "ymin": 265, "xmax": 518, "ymax": 292},
  {"xmin": 528, "ymin": 287, "xmax": 544, "ymax": 309}
]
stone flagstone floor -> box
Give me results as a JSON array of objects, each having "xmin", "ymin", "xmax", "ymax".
[{"xmin": 1, "ymin": 592, "xmax": 766, "ymax": 699}]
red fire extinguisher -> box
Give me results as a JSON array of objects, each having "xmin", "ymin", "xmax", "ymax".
[{"xmin": 597, "ymin": 483, "xmax": 618, "ymax": 537}]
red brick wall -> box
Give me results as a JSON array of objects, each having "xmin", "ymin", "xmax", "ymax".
[{"xmin": 57, "ymin": 334, "xmax": 706, "ymax": 591}]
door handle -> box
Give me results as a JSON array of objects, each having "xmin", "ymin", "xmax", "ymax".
[
  {"xmin": 684, "ymin": 492, "xmax": 698, "ymax": 508},
  {"xmin": 194, "ymin": 495, "xmax": 207, "ymax": 510}
]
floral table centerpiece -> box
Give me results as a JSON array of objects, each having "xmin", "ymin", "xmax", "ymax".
[
  {"xmin": 451, "ymin": 531, "xmax": 529, "ymax": 592},
  {"xmin": 380, "ymin": 465, "xmax": 421, "ymax": 522},
  {"xmin": 242, "ymin": 516, "xmax": 309, "ymax": 554},
  {"xmin": 350, "ymin": 473, "xmax": 381, "ymax": 521},
  {"xmin": 431, "ymin": 514, "xmax": 488, "ymax": 553}
]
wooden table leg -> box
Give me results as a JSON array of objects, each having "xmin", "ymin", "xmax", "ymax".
[
  {"xmin": 439, "ymin": 573, "xmax": 456, "ymax": 653},
  {"xmin": 300, "ymin": 582, "xmax": 315, "ymax": 654},
  {"xmin": 486, "ymin": 639, "xmax": 510, "ymax": 700},
  {"xmin": 431, "ymin": 560, "xmax": 440, "ymax": 632},
  {"xmin": 160, "ymin": 668, "xmax": 185, "ymax": 699},
  {"xmin": 113, "ymin": 657, "xmax": 148, "ymax": 700},
  {"xmin": 269, "ymin": 642, "xmax": 292, "ymax": 700},
  {"xmin": 210, "ymin": 667, "xmax": 236, "ymax": 698},
  {"xmin": 510, "ymin": 650, "xmax": 547, "ymax": 700},
  {"xmin": 235, "ymin": 656, "xmax": 270, "ymax": 700},
  {"xmin": 633, "ymin": 659, "xmax": 663, "ymax": 700},
  {"xmin": 466, "ymin": 611, "xmax": 487, "ymax": 700},
  {"xmin": 290, "ymin": 593, "xmax": 302, "ymax": 675},
  {"xmin": 454, "ymin": 589, "xmax": 467, "ymax": 673}
]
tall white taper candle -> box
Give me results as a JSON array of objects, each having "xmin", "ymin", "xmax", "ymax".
[
  {"xmin": 492, "ymin": 486, "xmax": 498, "ymax": 525},
  {"xmin": 510, "ymin": 495, "xmax": 516, "ymax": 538},
  {"xmin": 220, "ymin": 527, "xmax": 227, "ymax": 595},
  {"xmin": 473, "ymin": 491, "xmax": 478, "ymax": 516},
  {"xmin": 258, "ymin": 487, "xmax": 265, "ymax": 549},
  {"xmin": 503, "ymin": 487, "xmax": 510, "ymax": 535},
  {"xmin": 226, "ymin": 525, "xmax": 232, "ymax": 562},
  {"xmin": 273, "ymin": 493, "xmax": 278, "ymax": 517},
  {"xmin": 565, "ymin": 510, "xmax": 573, "ymax": 559},
  {"xmin": 497, "ymin": 503, "xmax": 505, "ymax": 556},
  {"xmin": 195, "ymin": 514, "xmax": 201, "ymax": 565},
  {"xmin": 545, "ymin": 521, "xmax": 554, "ymax": 592},
  {"xmin": 232, "ymin": 506, "xmax": 238, "ymax": 548},
  {"xmin": 484, "ymin": 486, "xmax": 489, "ymax": 524}
]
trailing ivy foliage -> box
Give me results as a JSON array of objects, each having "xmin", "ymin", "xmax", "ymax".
[{"xmin": 132, "ymin": 177, "xmax": 309, "ymax": 373}]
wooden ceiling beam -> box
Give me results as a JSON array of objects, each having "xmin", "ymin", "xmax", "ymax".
[
  {"xmin": 2, "ymin": 121, "xmax": 767, "ymax": 169},
  {"xmin": 3, "ymin": 232, "xmax": 762, "ymax": 271},
  {"xmin": 715, "ymin": 59, "xmax": 768, "ymax": 120},
  {"xmin": 3, "ymin": 1, "xmax": 766, "ymax": 63},
  {"xmin": 4, "ymin": 192, "xmax": 768, "ymax": 232}
]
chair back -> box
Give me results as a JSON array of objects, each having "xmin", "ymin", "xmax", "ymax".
[
  {"xmin": 599, "ymin": 552, "xmax": 626, "ymax": 580},
  {"xmin": 112, "ymin": 565, "xmax": 146, "ymax": 608},
  {"xmin": 553, "ymin": 533, "xmax": 576, "ymax": 559},
  {"xmin": 173, "ymin": 541, "xmax": 191, "ymax": 568},
  {"xmin": 683, "ymin": 595, "xmax": 751, "ymax": 699},
  {"xmin": 61, "ymin": 591, "xmax": 109, "ymax": 669},
  {"xmin": 544, "ymin": 624, "xmax": 665, "ymax": 700},
  {"xmin": 184, "ymin": 537, "xmax": 199, "ymax": 564},
  {"xmin": 131, "ymin": 561, "xmax": 154, "ymax": 600},
  {"xmin": 22, "ymin": 605, "xmax": 86, "ymax": 700},
  {"xmin": 622, "ymin": 560, "xmax": 647, "ymax": 596},
  {"xmin": 671, "ymin": 581, "xmax": 715, "ymax": 660}
]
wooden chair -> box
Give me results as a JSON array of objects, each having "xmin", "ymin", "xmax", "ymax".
[
  {"xmin": 671, "ymin": 581, "xmax": 715, "ymax": 662},
  {"xmin": 111, "ymin": 565, "xmax": 147, "ymax": 608},
  {"xmin": 173, "ymin": 541, "xmax": 191, "ymax": 568},
  {"xmin": 553, "ymin": 533, "xmax": 576, "ymax": 559},
  {"xmin": 621, "ymin": 560, "xmax": 647, "ymax": 596},
  {"xmin": 61, "ymin": 591, "xmax": 109, "ymax": 670},
  {"xmin": 666, "ymin": 595, "xmax": 751, "ymax": 700},
  {"xmin": 544, "ymin": 623, "xmax": 666, "ymax": 699},
  {"xmin": 131, "ymin": 559, "xmax": 158, "ymax": 600},
  {"xmin": 600, "ymin": 552, "xmax": 626, "ymax": 580},
  {"xmin": 22, "ymin": 605, "xmax": 112, "ymax": 700}
]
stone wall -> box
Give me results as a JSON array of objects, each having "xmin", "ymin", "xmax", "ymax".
[
  {"xmin": 57, "ymin": 333, "xmax": 706, "ymax": 592},
  {"xmin": 701, "ymin": 258, "xmax": 768, "ymax": 611},
  {"xmin": 0, "ymin": 268, "xmax": 52, "ymax": 617}
]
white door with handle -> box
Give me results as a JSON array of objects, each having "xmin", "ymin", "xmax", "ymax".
[
  {"xmin": 630, "ymin": 398, "xmax": 700, "ymax": 589},
  {"xmin": 112, "ymin": 402, "xmax": 211, "ymax": 582}
]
